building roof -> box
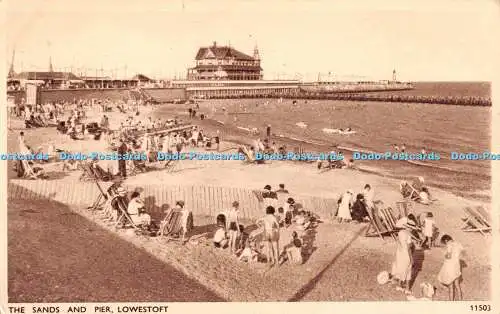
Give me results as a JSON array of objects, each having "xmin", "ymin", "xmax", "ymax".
[
  {"xmin": 131, "ymin": 74, "xmax": 153, "ymax": 81},
  {"xmin": 195, "ymin": 44, "xmax": 256, "ymax": 61},
  {"xmin": 192, "ymin": 65, "xmax": 263, "ymax": 71},
  {"xmin": 15, "ymin": 71, "xmax": 81, "ymax": 80}
]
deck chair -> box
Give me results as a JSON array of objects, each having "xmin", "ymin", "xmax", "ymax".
[
  {"xmin": 462, "ymin": 206, "xmax": 492, "ymax": 236},
  {"xmin": 400, "ymin": 182, "xmax": 421, "ymax": 202},
  {"xmin": 19, "ymin": 160, "xmax": 46, "ymax": 180},
  {"xmin": 111, "ymin": 195, "xmax": 138, "ymax": 230},
  {"xmin": 88, "ymin": 181, "xmax": 114, "ymax": 212},
  {"xmin": 158, "ymin": 209, "xmax": 193, "ymax": 241},
  {"xmin": 79, "ymin": 163, "xmax": 106, "ymax": 209},
  {"xmin": 365, "ymin": 201, "xmax": 393, "ymax": 240},
  {"xmin": 378, "ymin": 206, "xmax": 398, "ymax": 241},
  {"xmin": 79, "ymin": 162, "xmax": 98, "ymax": 181},
  {"xmin": 238, "ymin": 146, "xmax": 255, "ymax": 163},
  {"xmin": 395, "ymin": 200, "xmax": 413, "ymax": 219}
]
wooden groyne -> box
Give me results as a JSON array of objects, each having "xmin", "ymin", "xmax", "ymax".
[
  {"xmin": 294, "ymin": 91, "xmax": 492, "ymax": 106},
  {"xmin": 204, "ymin": 90, "xmax": 492, "ymax": 106}
]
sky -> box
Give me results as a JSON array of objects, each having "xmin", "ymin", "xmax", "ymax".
[{"xmin": 4, "ymin": 0, "xmax": 500, "ymax": 81}]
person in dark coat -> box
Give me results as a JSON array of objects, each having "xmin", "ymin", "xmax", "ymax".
[
  {"xmin": 351, "ymin": 193, "xmax": 369, "ymax": 222},
  {"xmin": 118, "ymin": 139, "xmax": 128, "ymax": 178}
]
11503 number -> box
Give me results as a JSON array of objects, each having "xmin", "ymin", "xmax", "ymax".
[{"xmin": 470, "ymin": 305, "xmax": 491, "ymax": 311}]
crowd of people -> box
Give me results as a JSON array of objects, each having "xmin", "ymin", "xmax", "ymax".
[
  {"xmin": 10, "ymin": 95, "xmax": 469, "ymax": 301},
  {"xmin": 213, "ymin": 183, "xmax": 317, "ymax": 267},
  {"xmin": 386, "ymin": 213, "xmax": 464, "ymax": 301}
]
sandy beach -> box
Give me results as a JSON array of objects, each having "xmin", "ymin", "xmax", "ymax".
[{"xmin": 7, "ymin": 103, "xmax": 492, "ymax": 301}]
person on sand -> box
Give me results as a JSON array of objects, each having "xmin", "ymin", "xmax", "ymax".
[
  {"xmin": 238, "ymin": 239, "xmax": 258, "ymax": 263},
  {"xmin": 437, "ymin": 234, "xmax": 465, "ymax": 301},
  {"xmin": 127, "ymin": 191, "xmax": 151, "ymax": 228},
  {"xmin": 226, "ymin": 201, "xmax": 241, "ymax": 255},
  {"xmin": 18, "ymin": 132, "xmax": 30, "ymax": 154},
  {"xmin": 286, "ymin": 197, "xmax": 303, "ymax": 219},
  {"xmin": 293, "ymin": 211, "xmax": 311, "ymax": 237},
  {"xmin": 283, "ymin": 231, "xmax": 303, "ymax": 265},
  {"xmin": 421, "ymin": 212, "xmax": 436, "ymax": 249},
  {"xmin": 351, "ymin": 193, "xmax": 369, "ymax": 223},
  {"xmin": 215, "ymin": 130, "xmax": 220, "ymax": 151},
  {"xmin": 176, "ymin": 200, "xmax": 191, "ymax": 243},
  {"xmin": 258, "ymin": 206, "xmax": 280, "ymax": 266},
  {"xmin": 419, "ymin": 187, "xmax": 432, "ymax": 204},
  {"xmin": 118, "ymin": 139, "xmax": 128, "ymax": 178},
  {"xmin": 337, "ymin": 190, "xmax": 354, "ymax": 223},
  {"xmin": 262, "ymin": 185, "xmax": 278, "ymax": 209},
  {"xmin": 412, "ymin": 176, "xmax": 425, "ymax": 192},
  {"xmin": 213, "ymin": 225, "xmax": 228, "ymax": 249},
  {"xmin": 362, "ymin": 184, "xmax": 375, "ymax": 209},
  {"xmin": 390, "ymin": 219, "xmax": 418, "ymax": 295}
]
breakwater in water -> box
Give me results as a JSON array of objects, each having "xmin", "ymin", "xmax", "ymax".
[{"xmin": 204, "ymin": 90, "xmax": 491, "ymax": 106}]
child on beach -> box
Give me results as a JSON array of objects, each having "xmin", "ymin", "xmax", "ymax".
[
  {"xmin": 238, "ymin": 239, "xmax": 258, "ymax": 263},
  {"xmin": 213, "ymin": 225, "xmax": 228, "ymax": 249},
  {"xmin": 284, "ymin": 231, "xmax": 303, "ymax": 265},
  {"xmin": 258, "ymin": 206, "xmax": 280, "ymax": 266},
  {"xmin": 421, "ymin": 212, "xmax": 436, "ymax": 249},
  {"xmin": 226, "ymin": 201, "xmax": 241, "ymax": 255},
  {"xmin": 437, "ymin": 234, "xmax": 465, "ymax": 301}
]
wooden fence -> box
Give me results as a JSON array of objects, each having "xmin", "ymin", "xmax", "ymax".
[{"xmin": 8, "ymin": 180, "xmax": 337, "ymax": 220}]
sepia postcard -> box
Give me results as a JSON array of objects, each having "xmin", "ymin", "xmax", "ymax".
[{"xmin": 1, "ymin": 0, "xmax": 499, "ymax": 313}]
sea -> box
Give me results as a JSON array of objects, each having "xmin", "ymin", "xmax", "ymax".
[{"xmin": 155, "ymin": 82, "xmax": 492, "ymax": 201}]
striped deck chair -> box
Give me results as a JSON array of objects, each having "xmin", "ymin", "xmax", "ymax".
[
  {"xmin": 158, "ymin": 209, "xmax": 194, "ymax": 241},
  {"xmin": 111, "ymin": 195, "xmax": 138, "ymax": 230},
  {"xmin": 378, "ymin": 206, "xmax": 398, "ymax": 241},
  {"xmin": 462, "ymin": 206, "xmax": 492, "ymax": 236},
  {"xmin": 365, "ymin": 201, "xmax": 394, "ymax": 240},
  {"xmin": 400, "ymin": 181, "xmax": 421, "ymax": 202},
  {"xmin": 395, "ymin": 200, "xmax": 413, "ymax": 219},
  {"xmin": 88, "ymin": 181, "xmax": 114, "ymax": 213}
]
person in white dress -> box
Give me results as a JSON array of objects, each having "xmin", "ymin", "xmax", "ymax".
[
  {"xmin": 362, "ymin": 184, "xmax": 375, "ymax": 209},
  {"xmin": 337, "ymin": 190, "xmax": 353, "ymax": 222},
  {"xmin": 127, "ymin": 191, "xmax": 151, "ymax": 227},
  {"xmin": 437, "ymin": 235, "xmax": 465, "ymax": 300},
  {"xmin": 390, "ymin": 220, "xmax": 417, "ymax": 294}
]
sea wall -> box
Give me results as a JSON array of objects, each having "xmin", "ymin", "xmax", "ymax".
[
  {"xmin": 8, "ymin": 180, "xmax": 337, "ymax": 220},
  {"xmin": 144, "ymin": 88, "xmax": 186, "ymax": 102},
  {"xmin": 7, "ymin": 88, "xmax": 187, "ymax": 104}
]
